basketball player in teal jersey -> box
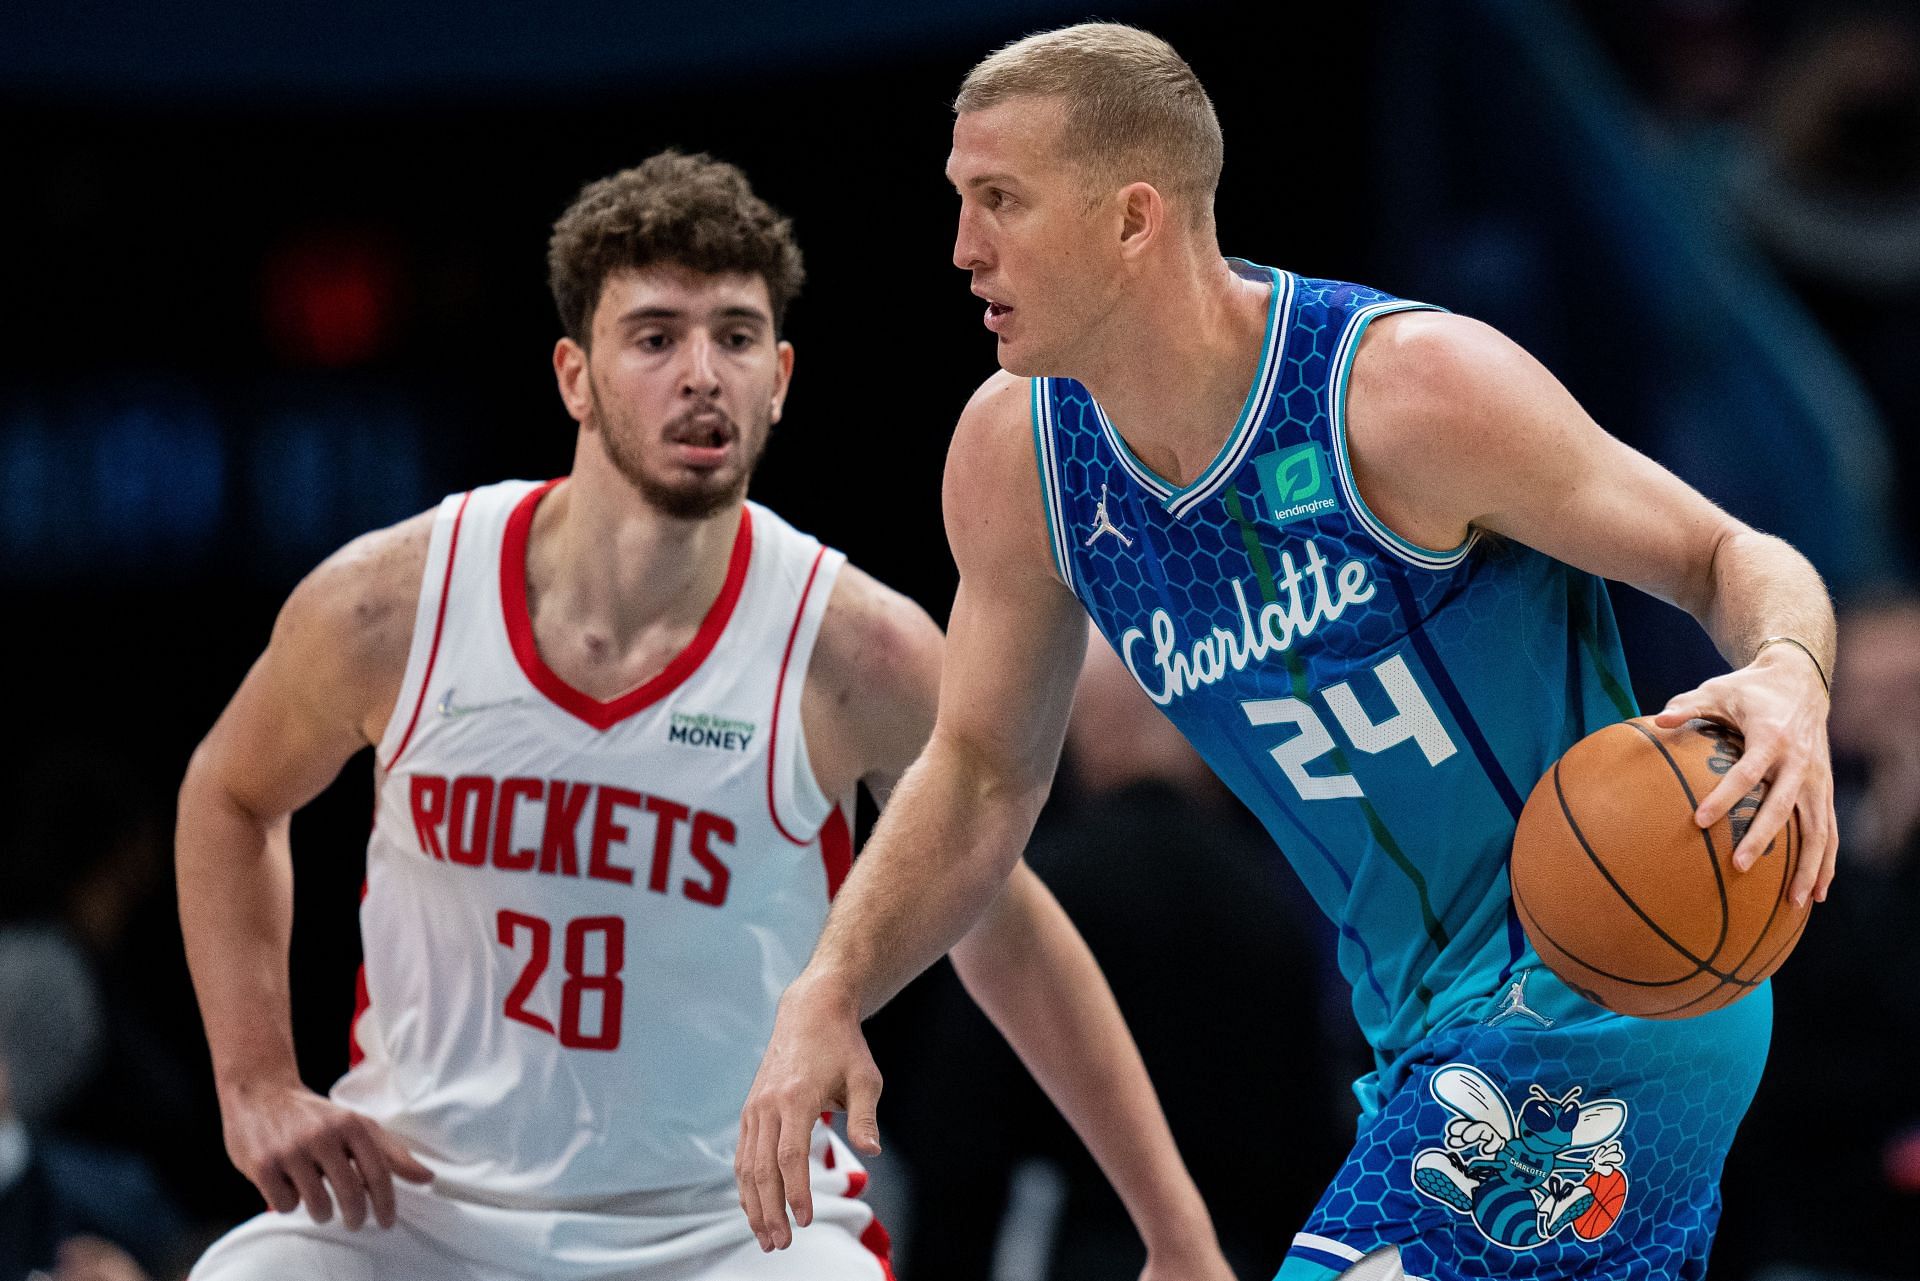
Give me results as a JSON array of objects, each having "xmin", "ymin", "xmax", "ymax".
[{"xmin": 736, "ymin": 23, "xmax": 1838, "ymax": 1280}]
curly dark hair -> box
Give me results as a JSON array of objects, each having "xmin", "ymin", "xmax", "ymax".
[{"xmin": 547, "ymin": 150, "xmax": 806, "ymax": 344}]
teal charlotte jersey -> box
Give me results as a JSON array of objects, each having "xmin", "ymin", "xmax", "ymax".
[
  {"xmin": 1034, "ymin": 262, "xmax": 1637, "ymax": 1102},
  {"xmin": 1032, "ymin": 263, "xmax": 1770, "ymax": 1278}
]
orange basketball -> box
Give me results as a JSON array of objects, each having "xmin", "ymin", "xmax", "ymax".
[
  {"xmin": 1573, "ymin": 1169, "xmax": 1628, "ymax": 1240},
  {"xmin": 1510, "ymin": 716, "xmax": 1810, "ymax": 1020}
]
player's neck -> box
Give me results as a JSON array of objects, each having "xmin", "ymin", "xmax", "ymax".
[
  {"xmin": 526, "ymin": 457, "xmax": 741, "ymax": 660},
  {"xmin": 1073, "ymin": 255, "xmax": 1268, "ymax": 490}
]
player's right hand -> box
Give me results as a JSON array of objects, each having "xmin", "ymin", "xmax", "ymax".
[
  {"xmin": 218, "ymin": 1079, "xmax": 433, "ymax": 1230},
  {"xmin": 735, "ymin": 975, "xmax": 883, "ymax": 1252}
]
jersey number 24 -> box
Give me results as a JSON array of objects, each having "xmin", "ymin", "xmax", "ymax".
[{"xmin": 1240, "ymin": 653, "xmax": 1457, "ymax": 801}]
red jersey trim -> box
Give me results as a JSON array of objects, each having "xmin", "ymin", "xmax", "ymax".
[
  {"xmin": 819, "ymin": 806, "xmax": 854, "ymax": 901},
  {"xmin": 860, "ymin": 1216, "xmax": 896, "ymax": 1279},
  {"xmin": 347, "ymin": 879, "xmax": 371, "ymax": 1066},
  {"xmin": 382, "ymin": 489, "xmax": 474, "ymax": 772},
  {"xmin": 767, "ymin": 545, "xmax": 830, "ymax": 844},
  {"xmin": 499, "ymin": 479, "xmax": 754, "ymax": 732}
]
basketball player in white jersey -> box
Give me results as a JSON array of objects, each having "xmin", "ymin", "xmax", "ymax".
[{"xmin": 175, "ymin": 152, "xmax": 1235, "ymax": 1281}]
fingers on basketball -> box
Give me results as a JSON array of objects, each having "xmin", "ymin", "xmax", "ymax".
[{"xmin": 1512, "ymin": 716, "xmax": 1810, "ymax": 1020}]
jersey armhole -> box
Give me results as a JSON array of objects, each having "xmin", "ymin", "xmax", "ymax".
[
  {"xmin": 768, "ymin": 546, "xmax": 847, "ymax": 844},
  {"xmin": 1328, "ymin": 301, "xmax": 1481, "ymax": 572},
  {"xmin": 1029, "ymin": 377, "xmax": 1079, "ymax": 598},
  {"xmin": 375, "ymin": 491, "xmax": 471, "ymax": 771}
]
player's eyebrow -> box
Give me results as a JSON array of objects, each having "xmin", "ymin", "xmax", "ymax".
[
  {"xmin": 950, "ymin": 172, "xmax": 1021, "ymax": 193},
  {"xmin": 617, "ymin": 306, "xmax": 684, "ymax": 325},
  {"xmin": 616, "ymin": 305, "xmax": 769, "ymax": 327}
]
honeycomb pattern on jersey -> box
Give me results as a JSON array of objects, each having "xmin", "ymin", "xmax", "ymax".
[{"xmin": 1276, "ymin": 974, "xmax": 1770, "ymax": 1279}]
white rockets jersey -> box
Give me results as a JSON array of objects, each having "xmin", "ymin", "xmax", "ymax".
[{"xmin": 334, "ymin": 478, "xmax": 857, "ymax": 1209}]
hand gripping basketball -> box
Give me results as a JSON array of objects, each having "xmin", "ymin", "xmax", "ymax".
[
  {"xmin": 735, "ymin": 976, "xmax": 883, "ymax": 1252},
  {"xmin": 1512, "ymin": 715, "xmax": 1813, "ymax": 1018},
  {"xmin": 1653, "ymin": 644, "xmax": 1837, "ymax": 906}
]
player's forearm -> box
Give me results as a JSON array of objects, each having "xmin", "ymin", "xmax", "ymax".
[
  {"xmin": 950, "ymin": 869, "xmax": 1218, "ymax": 1258},
  {"xmin": 1693, "ymin": 528, "xmax": 1835, "ymax": 678},
  {"xmin": 176, "ymin": 754, "xmax": 302, "ymax": 1096},
  {"xmin": 804, "ymin": 731, "xmax": 1048, "ymax": 1019}
]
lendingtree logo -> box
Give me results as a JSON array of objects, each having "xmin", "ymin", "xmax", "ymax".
[{"xmin": 1255, "ymin": 443, "xmax": 1339, "ymax": 527}]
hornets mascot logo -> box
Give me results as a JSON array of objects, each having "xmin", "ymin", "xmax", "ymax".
[{"xmin": 1411, "ymin": 1064, "xmax": 1630, "ymax": 1250}]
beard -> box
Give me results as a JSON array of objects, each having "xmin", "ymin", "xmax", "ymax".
[{"xmin": 591, "ymin": 399, "xmax": 771, "ymax": 521}]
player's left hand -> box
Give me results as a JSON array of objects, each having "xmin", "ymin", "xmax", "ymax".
[
  {"xmin": 1653, "ymin": 644, "xmax": 1835, "ymax": 905},
  {"xmin": 735, "ymin": 973, "xmax": 884, "ymax": 1252}
]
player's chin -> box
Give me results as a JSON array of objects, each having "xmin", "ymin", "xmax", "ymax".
[
  {"xmin": 993, "ymin": 340, "xmax": 1046, "ymax": 379},
  {"xmin": 639, "ymin": 468, "xmax": 749, "ymax": 520}
]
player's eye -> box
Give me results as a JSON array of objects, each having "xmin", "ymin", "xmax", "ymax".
[
  {"xmin": 637, "ymin": 332, "xmax": 669, "ymax": 350},
  {"xmin": 723, "ymin": 331, "xmax": 755, "ymax": 349}
]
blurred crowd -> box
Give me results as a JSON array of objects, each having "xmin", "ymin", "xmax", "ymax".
[{"xmin": 1582, "ymin": 0, "xmax": 1920, "ymax": 569}]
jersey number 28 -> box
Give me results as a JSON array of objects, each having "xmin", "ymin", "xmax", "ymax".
[{"xmin": 496, "ymin": 910, "xmax": 624, "ymax": 1050}]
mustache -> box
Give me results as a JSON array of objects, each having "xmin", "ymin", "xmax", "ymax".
[{"xmin": 663, "ymin": 405, "xmax": 740, "ymax": 442}]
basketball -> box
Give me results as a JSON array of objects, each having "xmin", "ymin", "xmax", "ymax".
[
  {"xmin": 1510, "ymin": 716, "xmax": 1809, "ymax": 1019},
  {"xmin": 1573, "ymin": 1169, "xmax": 1629, "ymax": 1240}
]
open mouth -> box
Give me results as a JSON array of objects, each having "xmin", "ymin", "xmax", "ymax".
[
  {"xmin": 983, "ymin": 299, "xmax": 1014, "ymax": 332},
  {"xmin": 666, "ymin": 412, "xmax": 737, "ymax": 466}
]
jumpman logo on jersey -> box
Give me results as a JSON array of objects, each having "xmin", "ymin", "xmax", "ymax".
[
  {"xmin": 1485, "ymin": 969, "xmax": 1555, "ymax": 1029},
  {"xmin": 1084, "ymin": 484, "xmax": 1133, "ymax": 549}
]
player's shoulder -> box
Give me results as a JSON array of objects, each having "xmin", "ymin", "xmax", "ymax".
[
  {"xmin": 801, "ymin": 561, "xmax": 944, "ymax": 795},
  {"xmin": 939, "ymin": 370, "xmax": 1071, "ymax": 597},
  {"xmin": 274, "ymin": 506, "xmax": 437, "ymax": 683},
  {"xmin": 809, "ymin": 563, "xmax": 942, "ymax": 714},
  {"xmin": 944, "ymin": 371, "xmax": 1047, "ymax": 526},
  {"xmin": 948, "ymin": 369, "xmax": 1034, "ymax": 473},
  {"xmin": 1351, "ymin": 310, "xmax": 1527, "ymax": 417}
]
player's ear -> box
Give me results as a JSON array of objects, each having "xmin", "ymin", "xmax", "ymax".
[
  {"xmin": 554, "ymin": 337, "xmax": 592, "ymax": 425},
  {"xmin": 1116, "ymin": 181, "xmax": 1164, "ymax": 260},
  {"xmin": 771, "ymin": 340, "xmax": 795, "ymax": 424}
]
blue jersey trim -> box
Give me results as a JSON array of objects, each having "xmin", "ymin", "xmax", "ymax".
[
  {"xmin": 1090, "ymin": 265, "xmax": 1294, "ymax": 519},
  {"xmin": 1328, "ymin": 301, "xmax": 1480, "ymax": 571},
  {"xmin": 1286, "ymin": 1236, "xmax": 1431, "ymax": 1281},
  {"xmin": 1029, "ymin": 377, "xmax": 1078, "ymax": 597},
  {"xmin": 1285, "ymin": 1243, "xmax": 1355, "ymax": 1272}
]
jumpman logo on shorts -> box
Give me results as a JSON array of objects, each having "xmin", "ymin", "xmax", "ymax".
[
  {"xmin": 1486, "ymin": 969, "xmax": 1554, "ymax": 1029},
  {"xmin": 1084, "ymin": 484, "xmax": 1133, "ymax": 549}
]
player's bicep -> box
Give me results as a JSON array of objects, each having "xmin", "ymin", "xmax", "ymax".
[
  {"xmin": 186, "ymin": 522, "xmax": 424, "ymax": 823},
  {"xmin": 816, "ymin": 569, "xmax": 946, "ymax": 805},
  {"xmin": 191, "ymin": 625, "xmax": 372, "ymax": 823},
  {"xmin": 936, "ymin": 573, "xmax": 1087, "ymax": 788},
  {"xmin": 1374, "ymin": 315, "xmax": 1740, "ymax": 613},
  {"xmin": 1482, "ymin": 420, "xmax": 1735, "ymax": 614},
  {"xmin": 934, "ymin": 373, "xmax": 1089, "ymax": 791}
]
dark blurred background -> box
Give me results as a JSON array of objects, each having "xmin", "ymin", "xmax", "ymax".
[{"xmin": 0, "ymin": 0, "xmax": 1915, "ymax": 1278}]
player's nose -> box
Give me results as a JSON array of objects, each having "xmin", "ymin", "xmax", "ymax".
[
  {"xmin": 679, "ymin": 330, "xmax": 723, "ymax": 397},
  {"xmin": 953, "ymin": 210, "xmax": 988, "ymax": 272}
]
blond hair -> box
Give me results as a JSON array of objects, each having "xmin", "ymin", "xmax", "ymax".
[{"xmin": 955, "ymin": 23, "xmax": 1222, "ymax": 228}]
